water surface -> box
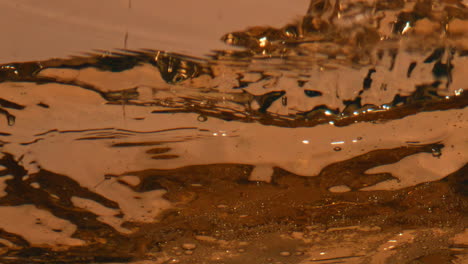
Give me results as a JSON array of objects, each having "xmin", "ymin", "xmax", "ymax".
[{"xmin": 0, "ymin": 0, "xmax": 467, "ymax": 263}]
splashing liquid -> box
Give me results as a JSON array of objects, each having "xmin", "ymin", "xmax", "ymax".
[{"xmin": 0, "ymin": 1, "xmax": 467, "ymax": 263}]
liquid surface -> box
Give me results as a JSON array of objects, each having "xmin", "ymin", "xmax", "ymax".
[{"xmin": 0, "ymin": 1, "xmax": 467, "ymax": 263}]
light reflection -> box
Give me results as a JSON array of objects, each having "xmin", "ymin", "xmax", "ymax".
[
  {"xmin": 213, "ymin": 131, "xmax": 228, "ymax": 137},
  {"xmin": 259, "ymin": 37, "xmax": 268, "ymax": 48},
  {"xmin": 302, "ymin": 139, "xmax": 310, "ymax": 144},
  {"xmin": 331, "ymin": 141, "xmax": 345, "ymax": 145},
  {"xmin": 455, "ymin": 88, "xmax": 464, "ymax": 96},
  {"xmin": 401, "ymin": 22, "xmax": 411, "ymax": 34}
]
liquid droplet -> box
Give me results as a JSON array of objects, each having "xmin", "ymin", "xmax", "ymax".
[
  {"xmin": 7, "ymin": 115, "xmax": 15, "ymax": 126},
  {"xmin": 431, "ymin": 146, "xmax": 442, "ymax": 158},
  {"xmin": 333, "ymin": 146, "xmax": 342, "ymax": 151},
  {"xmin": 282, "ymin": 96, "xmax": 288, "ymax": 106},
  {"xmin": 197, "ymin": 115, "xmax": 207, "ymax": 122}
]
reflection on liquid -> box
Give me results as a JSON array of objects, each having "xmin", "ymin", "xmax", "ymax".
[{"xmin": 0, "ymin": 0, "xmax": 467, "ymax": 263}]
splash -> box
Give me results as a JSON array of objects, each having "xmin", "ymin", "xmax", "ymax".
[{"xmin": 0, "ymin": 0, "xmax": 467, "ymax": 263}]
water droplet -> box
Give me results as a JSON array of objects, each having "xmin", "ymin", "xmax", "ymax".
[
  {"xmin": 431, "ymin": 146, "xmax": 442, "ymax": 158},
  {"xmin": 279, "ymin": 251, "xmax": 291, "ymax": 256},
  {"xmin": 333, "ymin": 146, "xmax": 342, "ymax": 151},
  {"xmin": 197, "ymin": 115, "xmax": 207, "ymax": 122},
  {"xmin": 7, "ymin": 115, "xmax": 15, "ymax": 126},
  {"xmin": 282, "ymin": 96, "xmax": 288, "ymax": 106}
]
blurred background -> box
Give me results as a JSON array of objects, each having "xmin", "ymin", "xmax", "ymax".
[{"xmin": 0, "ymin": 0, "xmax": 309, "ymax": 63}]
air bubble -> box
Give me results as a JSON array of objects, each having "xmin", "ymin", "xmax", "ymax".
[{"xmin": 182, "ymin": 243, "xmax": 196, "ymax": 250}]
